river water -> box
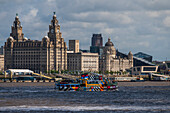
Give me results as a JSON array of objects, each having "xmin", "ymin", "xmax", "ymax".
[{"xmin": 0, "ymin": 84, "xmax": 170, "ymax": 113}]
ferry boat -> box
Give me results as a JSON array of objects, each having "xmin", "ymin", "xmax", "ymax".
[{"xmin": 55, "ymin": 73, "xmax": 118, "ymax": 91}]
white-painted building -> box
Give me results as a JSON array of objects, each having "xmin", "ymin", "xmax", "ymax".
[
  {"xmin": 6, "ymin": 69, "xmax": 34, "ymax": 75},
  {"xmin": 67, "ymin": 52, "xmax": 99, "ymax": 72}
]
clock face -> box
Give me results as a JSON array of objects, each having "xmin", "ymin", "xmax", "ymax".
[{"xmin": 51, "ymin": 29, "xmax": 54, "ymax": 33}]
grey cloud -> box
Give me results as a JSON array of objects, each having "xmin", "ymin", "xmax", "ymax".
[{"xmin": 0, "ymin": 0, "xmax": 169, "ymax": 61}]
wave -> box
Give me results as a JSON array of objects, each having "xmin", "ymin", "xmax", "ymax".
[{"xmin": 0, "ymin": 105, "xmax": 170, "ymax": 111}]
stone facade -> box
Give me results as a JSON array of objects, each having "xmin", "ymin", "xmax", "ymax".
[
  {"xmin": 67, "ymin": 52, "xmax": 99, "ymax": 72},
  {"xmin": 4, "ymin": 13, "xmax": 67, "ymax": 73},
  {"xmin": 69, "ymin": 40, "xmax": 79, "ymax": 53},
  {"xmin": 0, "ymin": 55, "xmax": 4, "ymax": 71},
  {"xmin": 100, "ymin": 38, "xmax": 133, "ymax": 73}
]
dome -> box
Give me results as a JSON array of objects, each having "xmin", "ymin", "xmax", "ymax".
[
  {"xmin": 43, "ymin": 36, "xmax": 50, "ymax": 42},
  {"xmin": 24, "ymin": 37, "xmax": 28, "ymax": 40},
  {"xmin": 44, "ymin": 36, "xmax": 49, "ymax": 39},
  {"xmin": 8, "ymin": 36, "xmax": 14, "ymax": 40},
  {"xmin": 53, "ymin": 14, "xmax": 56, "ymax": 18},
  {"xmin": 105, "ymin": 38, "xmax": 114, "ymax": 46}
]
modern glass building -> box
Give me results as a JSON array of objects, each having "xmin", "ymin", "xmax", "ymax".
[{"xmin": 134, "ymin": 52, "xmax": 152, "ymax": 62}]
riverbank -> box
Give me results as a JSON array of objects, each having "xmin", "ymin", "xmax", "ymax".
[{"xmin": 0, "ymin": 81, "xmax": 169, "ymax": 87}]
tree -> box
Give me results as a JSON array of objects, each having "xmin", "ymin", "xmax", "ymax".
[
  {"xmin": 50, "ymin": 70, "xmax": 55, "ymax": 74},
  {"xmin": 61, "ymin": 70, "xmax": 64, "ymax": 74},
  {"xmin": 64, "ymin": 70, "xmax": 68, "ymax": 74},
  {"xmin": 0, "ymin": 71, "xmax": 3, "ymax": 75},
  {"xmin": 105, "ymin": 70, "xmax": 109, "ymax": 75},
  {"xmin": 44, "ymin": 70, "xmax": 48, "ymax": 74},
  {"xmin": 110, "ymin": 71, "xmax": 113, "ymax": 75},
  {"xmin": 116, "ymin": 71, "xmax": 119, "ymax": 75}
]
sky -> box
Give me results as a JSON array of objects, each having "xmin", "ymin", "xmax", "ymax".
[{"xmin": 0, "ymin": 0, "xmax": 169, "ymax": 61}]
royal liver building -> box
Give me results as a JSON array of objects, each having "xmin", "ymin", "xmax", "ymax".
[{"xmin": 4, "ymin": 13, "xmax": 67, "ymax": 73}]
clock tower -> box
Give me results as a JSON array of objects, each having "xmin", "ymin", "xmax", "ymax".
[
  {"xmin": 47, "ymin": 12, "xmax": 67, "ymax": 71},
  {"xmin": 48, "ymin": 12, "xmax": 62, "ymax": 44},
  {"xmin": 10, "ymin": 13, "xmax": 24, "ymax": 42}
]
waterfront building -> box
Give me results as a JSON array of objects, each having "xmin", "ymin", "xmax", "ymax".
[
  {"xmin": 4, "ymin": 13, "xmax": 67, "ymax": 73},
  {"xmin": 67, "ymin": 52, "xmax": 99, "ymax": 72},
  {"xmin": 69, "ymin": 40, "xmax": 79, "ymax": 53},
  {"xmin": 117, "ymin": 50, "xmax": 155, "ymax": 67},
  {"xmin": 5, "ymin": 69, "xmax": 33, "ymax": 76},
  {"xmin": 134, "ymin": 52, "xmax": 153, "ymax": 62},
  {"xmin": 0, "ymin": 55, "xmax": 4, "ymax": 71},
  {"xmin": 90, "ymin": 34, "xmax": 104, "ymax": 58},
  {"xmin": 157, "ymin": 61, "xmax": 170, "ymax": 75},
  {"xmin": 91, "ymin": 34, "xmax": 103, "ymax": 47},
  {"xmin": 99, "ymin": 38, "xmax": 133, "ymax": 73},
  {"xmin": 132, "ymin": 66, "xmax": 158, "ymax": 75}
]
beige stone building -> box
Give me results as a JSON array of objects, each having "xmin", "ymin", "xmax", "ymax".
[
  {"xmin": 4, "ymin": 13, "xmax": 67, "ymax": 73},
  {"xmin": 0, "ymin": 55, "xmax": 4, "ymax": 71},
  {"xmin": 69, "ymin": 40, "xmax": 79, "ymax": 53},
  {"xmin": 67, "ymin": 52, "xmax": 99, "ymax": 72},
  {"xmin": 100, "ymin": 38, "xmax": 133, "ymax": 73}
]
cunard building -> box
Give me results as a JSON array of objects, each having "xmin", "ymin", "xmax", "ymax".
[{"xmin": 4, "ymin": 13, "xmax": 67, "ymax": 73}]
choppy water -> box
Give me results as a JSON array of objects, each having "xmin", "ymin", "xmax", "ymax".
[{"xmin": 0, "ymin": 84, "xmax": 170, "ymax": 113}]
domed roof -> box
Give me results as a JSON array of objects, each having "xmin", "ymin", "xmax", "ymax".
[
  {"xmin": 43, "ymin": 36, "xmax": 49, "ymax": 39},
  {"xmin": 24, "ymin": 37, "xmax": 28, "ymax": 40},
  {"xmin": 105, "ymin": 38, "xmax": 114, "ymax": 46},
  {"xmin": 43, "ymin": 36, "xmax": 50, "ymax": 42},
  {"xmin": 8, "ymin": 36, "xmax": 14, "ymax": 40}
]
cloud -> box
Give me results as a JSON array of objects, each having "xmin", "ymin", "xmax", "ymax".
[
  {"xmin": 0, "ymin": 0, "xmax": 169, "ymax": 61},
  {"xmin": 72, "ymin": 11, "xmax": 133, "ymax": 25},
  {"xmin": 163, "ymin": 16, "xmax": 170, "ymax": 27},
  {"xmin": 22, "ymin": 8, "xmax": 38, "ymax": 23}
]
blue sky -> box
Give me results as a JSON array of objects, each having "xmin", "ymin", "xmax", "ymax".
[{"xmin": 0, "ymin": 0, "xmax": 169, "ymax": 61}]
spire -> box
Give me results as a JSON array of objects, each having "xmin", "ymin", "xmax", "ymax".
[
  {"xmin": 10, "ymin": 13, "xmax": 24, "ymax": 41},
  {"xmin": 105, "ymin": 38, "xmax": 114, "ymax": 46},
  {"xmin": 108, "ymin": 38, "xmax": 111, "ymax": 42},
  {"xmin": 15, "ymin": 13, "xmax": 19, "ymax": 19},
  {"xmin": 53, "ymin": 11, "xmax": 56, "ymax": 19}
]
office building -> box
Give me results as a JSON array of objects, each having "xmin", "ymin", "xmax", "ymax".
[
  {"xmin": 0, "ymin": 55, "xmax": 4, "ymax": 71},
  {"xmin": 134, "ymin": 52, "xmax": 153, "ymax": 62},
  {"xmin": 69, "ymin": 40, "xmax": 79, "ymax": 53},
  {"xmin": 90, "ymin": 34, "xmax": 104, "ymax": 58},
  {"xmin": 67, "ymin": 52, "xmax": 99, "ymax": 72},
  {"xmin": 91, "ymin": 34, "xmax": 103, "ymax": 47}
]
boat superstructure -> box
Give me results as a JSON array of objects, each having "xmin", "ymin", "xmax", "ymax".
[{"xmin": 55, "ymin": 73, "xmax": 118, "ymax": 91}]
